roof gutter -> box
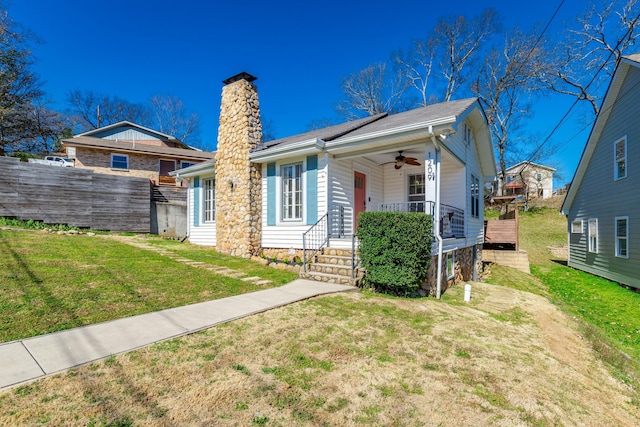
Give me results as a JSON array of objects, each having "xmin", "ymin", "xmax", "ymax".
[
  {"xmin": 325, "ymin": 117, "xmax": 457, "ymax": 149},
  {"xmin": 429, "ymin": 125, "xmax": 444, "ymax": 299},
  {"xmin": 250, "ymin": 138, "xmax": 325, "ymax": 162}
]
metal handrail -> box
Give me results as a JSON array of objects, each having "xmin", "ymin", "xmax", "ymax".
[
  {"xmin": 351, "ymin": 233, "xmax": 360, "ymax": 279},
  {"xmin": 302, "ymin": 212, "xmax": 329, "ymax": 273}
]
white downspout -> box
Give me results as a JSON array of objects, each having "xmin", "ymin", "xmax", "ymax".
[{"xmin": 429, "ymin": 126, "xmax": 443, "ymax": 299}]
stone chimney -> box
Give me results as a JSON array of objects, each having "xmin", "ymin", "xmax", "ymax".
[{"xmin": 215, "ymin": 72, "xmax": 263, "ymax": 258}]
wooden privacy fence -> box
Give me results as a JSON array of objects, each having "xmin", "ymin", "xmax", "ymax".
[{"xmin": 0, "ymin": 157, "xmax": 150, "ymax": 232}]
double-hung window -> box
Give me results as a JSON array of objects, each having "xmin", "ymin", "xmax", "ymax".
[
  {"xmin": 614, "ymin": 137, "xmax": 627, "ymax": 180},
  {"xmin": 408, "ymin": 174, "xmax": 425, "ymax": 212},
  {"xmin": 470, "ymin": 175, "xmax": 480, "ymax": 218},
  {"xmin": 615, "ymin": 216, "xmax": 629, "ymax": 258},
  {"xmin": 111, "ymin": 154, "xmax": 129, "ymax": 170},
  {"xmin": 588, "ymin": 218, "xmax": 598, "ymax": 253},
  {"xmin": 282, "ymin": 163, "xmax": 302, "ymax": 221},
  {"xmin": 204, "ymin": 178, "xmax": 215, "ymax": 223}
]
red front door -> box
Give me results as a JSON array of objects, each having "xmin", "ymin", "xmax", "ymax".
[{"xmin": 354, "ymin": 171, "xmax": 366, "ymax": 232}]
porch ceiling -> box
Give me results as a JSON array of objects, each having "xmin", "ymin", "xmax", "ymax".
[{"xmin": 333, "ymin": 141, "xmax": 461, "ymax": 168}]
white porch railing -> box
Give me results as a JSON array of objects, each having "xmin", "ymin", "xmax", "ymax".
[{"xmin": 378, "ymin": 201, "xmax": 464, "ymax": 239}]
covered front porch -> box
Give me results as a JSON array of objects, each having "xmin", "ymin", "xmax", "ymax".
[
  {"xmin": 303, "ymin": 142, "xmax": 468, "ymax": 258},
  {"xmin": 328, "ymin": 142, "xmax": 466, "ymax": 238}
]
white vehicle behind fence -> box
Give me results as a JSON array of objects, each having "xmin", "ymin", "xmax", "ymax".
[{"xmin": 27, "ymin": 156, "xmax": 75, "ymax": 167}]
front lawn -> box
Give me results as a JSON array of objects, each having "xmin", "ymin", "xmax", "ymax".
[{"xmin": 0, "ymin": 229, "xmax": 296, "ymax": 342}]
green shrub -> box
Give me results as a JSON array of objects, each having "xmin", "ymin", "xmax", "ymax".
[{"xmin": 357, "ymin": 212, "xmax": 433, "ymax": 296}]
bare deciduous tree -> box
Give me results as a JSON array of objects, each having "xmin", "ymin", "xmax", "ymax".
[
  {"xmin": 435, "ymin": 9, "xmax": 501, "ymax": 101},
  {"xmin": 0, "ymin": 7, "xmax": 63, "ymax": 156},
  {"xmin": 544, "ymin": 0, "xmax": 640, "ymax": 116},
  {"xmin": 472, "ymin": 28, "xmax": 552, "ymax": 194},
  {"xmin": 148, "ymin": 95, "xmax": 200, "ymax": 145},
  {"xmin": 66, "ymin": 90, "xmax": 150, "ymax": 131},
  {"xmin": 336, "ymin": 62, "xmax": 408, "ymax": 119},
  {"xmin": 393, "ymin": 38, "xmax": 437, "ymax": 107}
]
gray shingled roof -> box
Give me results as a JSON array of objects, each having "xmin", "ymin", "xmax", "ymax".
[
  {"xmin": 253, "ymin": 98, "xmax": 478, "ymax": 154},
  {"xmin": 253, "ymin": 113, "xmax": 387, "ymax": 152},
  {"xmin": 63, "ymin": 136, "xmax": 215, "ymax": 160},
  {"xmin": 332, "ymin": 98, "xmax": 477, "ymax": 141}
]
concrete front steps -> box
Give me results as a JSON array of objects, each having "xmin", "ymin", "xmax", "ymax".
[{"xmin": 300, "ymin": 248, "xmax": 363, "ymax": 286}]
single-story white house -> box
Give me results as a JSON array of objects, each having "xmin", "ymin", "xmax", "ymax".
[{"xmin": 172, "ymin": 72, "xmax": 497, "ymax": 295}]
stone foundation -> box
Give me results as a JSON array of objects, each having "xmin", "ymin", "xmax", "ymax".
[{"xmin": 424, "ymin": 245, "xmax": 482, "ymax": 296}]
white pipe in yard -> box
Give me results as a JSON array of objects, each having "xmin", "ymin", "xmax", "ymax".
[{"xmin": 464, "ymin": 284, "xmax": 472, "ymax": 302}]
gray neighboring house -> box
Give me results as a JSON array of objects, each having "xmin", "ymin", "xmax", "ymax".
[{"xmin": 561, "ymin": 54, "xmax": 640, "ymax": 289}]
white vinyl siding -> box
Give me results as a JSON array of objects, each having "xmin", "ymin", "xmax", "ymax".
[
  {"xmin": 614, "ymin": 136, "xmax": 627, "ymax": 180},
  {"xmin": 615, "ymin": 216, "xmax": 629, "ymax": 258},
  {"xmin": 188, "ymin": 177, "xmax": 216, "ymax": 246},
  {"xmin": 204, "ymin": 178, "xmax": 215, "ymax": 223},
  {"xmin": 588, "ymin": 218, "xmax": 598, "ymax": 253}
]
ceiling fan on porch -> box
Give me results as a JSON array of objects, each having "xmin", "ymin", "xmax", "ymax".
[{"xmin": 384, "ymin": 151, "xmax": 421, "ymax": 169}]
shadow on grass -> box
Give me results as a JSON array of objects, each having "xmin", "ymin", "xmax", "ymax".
[
  {"xmin": 0, "ymin": 232, "xmax": 86, "ymax": 332},
  {"xmin": 551, "ymin": 259, "xmax": 568, "ymax": 266}
]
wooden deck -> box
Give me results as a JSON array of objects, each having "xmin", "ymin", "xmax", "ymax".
[{"xmin": 484, "ymin": 219, "xmax": 518, "ymax": 250}]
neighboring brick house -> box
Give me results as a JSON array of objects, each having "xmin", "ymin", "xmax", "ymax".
[{"xmin": 62, "ymin": 121, "xmax": 214, "ymax": 185}]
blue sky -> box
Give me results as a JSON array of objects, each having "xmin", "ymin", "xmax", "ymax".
[{"xmin": 10, "ymin": 0, "xmax": 596, "ymax": 186}]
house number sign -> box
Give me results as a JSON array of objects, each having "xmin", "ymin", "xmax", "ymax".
[{"xmin": 426, "ymin": 159, "xmax": 435, "ymax": 181}]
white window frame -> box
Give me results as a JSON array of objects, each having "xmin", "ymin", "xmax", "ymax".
[
  {"xmin": 408, "ymin": 174, "xmax": 425, "ymax": 212},
  {"xmin": 571, "ymin": 220, "xmax": 583, "ymax": 234},
  {"xmin": 203, "ymin": 177, "xmax": 215, "ymax": 223},
  {"xmin": 281, "ymin": 162, "xmax": 303, "ymax": 221},
  {"xmin": 615, "ymin": 216, "xmax": 629, "ymax": 259},
  {"xmin": 588, "ymin": 218, "xmax": 598, "ymax": 254},
  {"xmin": 446, "ymin": 252, "xmax": 455, "ymax": 279},
  {"xmin": 111, "ymin": 153, "xmax": 129, "ymax": 170},
  {"xmin": 614, "ymin": 136, "xmax": 627, "ymax": 180}
]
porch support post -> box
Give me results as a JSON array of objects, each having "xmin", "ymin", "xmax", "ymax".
[{"xmin": 428, "ymin": 127, "xmax": 443, "ymax": 298}]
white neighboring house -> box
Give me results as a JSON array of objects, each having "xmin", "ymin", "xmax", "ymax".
[
  {"xmin": 172, "ymin": 72, "xmax": 496, "ymax": 294},
  {"xmin": 497, "ymin": 161, "xmax": 555, "ymax": 199}
]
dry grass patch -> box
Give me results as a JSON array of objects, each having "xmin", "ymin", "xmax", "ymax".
[{"xmin": 2, "ymin": 285, "xmax": 639, "ymax": 426}]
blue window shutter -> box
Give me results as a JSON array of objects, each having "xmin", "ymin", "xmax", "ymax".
[
  {"xmin": 306, "ymin": 155, "xmax": 318, "ymax": 225},
  {"xmin": 267, "ymin": 163, "xmax": 276, "ymax": 226},
  {"xmin": 193, "ymin": 177, "xmax": 200, "ymax": 227}
]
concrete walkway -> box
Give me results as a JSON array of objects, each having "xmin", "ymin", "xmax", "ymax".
[{"xmin": 0, "ymin": 280, "xmax": 356, "ymax": 391}]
